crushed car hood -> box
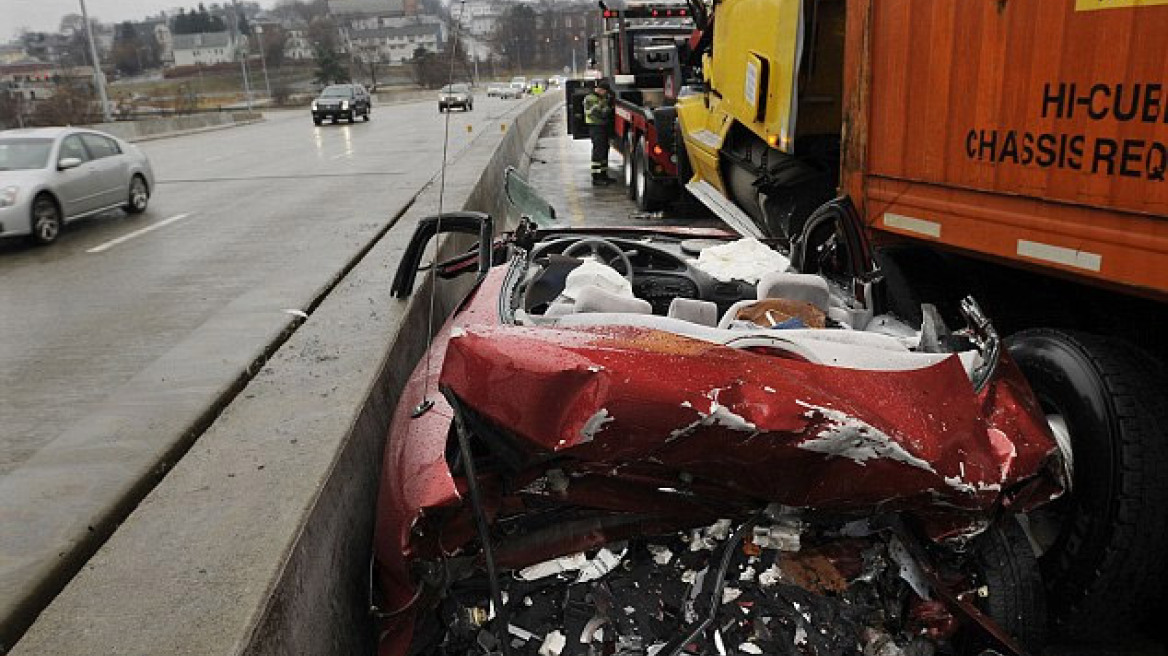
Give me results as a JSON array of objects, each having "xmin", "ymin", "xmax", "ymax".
[{"xmin": 440, "ymin": 320, "xmax": 1056, "ymax": 520}]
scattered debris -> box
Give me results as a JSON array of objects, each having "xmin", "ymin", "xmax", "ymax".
[{"xmin": 426, "ymin": 518, "xmax": 970, "ymax": 656}]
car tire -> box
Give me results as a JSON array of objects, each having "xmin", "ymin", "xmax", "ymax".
[
  {"xmin": 347, "ymin": 111, "xmax": 355, "ymax": 123},
  {"xmin": 28, "ymin": 193, "xmax": 62, "ymax": 246},
  {"xmin": 961, "ymin": 518, "xmax": 1048, "ymax": 653},
  {"xmin": 363, "ymin": 110, "xmax": 370, "ymax": 122},
  {"xmin": 634, "ymin": 138, "xmax": 670, "ymax": 212},
  {"xmin": 623, "ymin": 135, "xmax": 637, "ymax": 200},
  {"xmin": 313, "ymin": 117, "xmax": 322, "ymax": 126},
  {"xmin": 124, "ymin": 175, "xmax": 149, "ymax": 214},
  {"xmin": 1007, "ymin": 330, "xmax": 1168, "ymax": 641}
]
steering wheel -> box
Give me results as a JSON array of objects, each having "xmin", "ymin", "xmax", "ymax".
[{"xmin": 562, "ymin": 238, "xmax": 635, "ymax": 282}]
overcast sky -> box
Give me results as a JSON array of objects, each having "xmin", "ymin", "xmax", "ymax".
[{"xmin": 2, "ymin": 0, "xmax": 274, "ymax": 41}]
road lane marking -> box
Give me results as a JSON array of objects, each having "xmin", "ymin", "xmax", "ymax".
[{"xmin": 87, "ymin": 213, "xmax": 195, "ymax": 253}]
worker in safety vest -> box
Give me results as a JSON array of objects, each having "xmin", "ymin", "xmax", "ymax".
[{"xmin": 583, "ymin": 83, "xmax": 614, "ymax": 185}]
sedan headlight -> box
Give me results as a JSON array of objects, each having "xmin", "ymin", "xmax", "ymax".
[
  {"xmin": 341, "ymin": 100, "xmax": 350, "ymax": 110},
  {"xmin": 0, "ymin": 186, "xmax": 17, "ymax": 208},
  {"xmin": 312, "ymin": 101, "xmax": 318, "ymax": 110}
]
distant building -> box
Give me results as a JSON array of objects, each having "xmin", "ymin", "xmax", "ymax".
[
  {"xmin": 328, "ymin": 0, "xmax": 406, "ymax": 18},
  {"xmin": 154, "ymin": 23, "xmax": 175, "ymax": 66},
  {"xmin": 0, "ymin": 44, "xmax": 29, "ymax": 65},
  {"xmin": 0, "ymin": 61, "xmax": 95, "ymax": 102},
  {"xmin": 282, "ymin": 25, "xmax": 315, "ymax": 61},
  {"xmin": 349, "ymin": 21, "xmax": 443, "ymax": 64},
  {"xmin": 172, "ymin": 32, "xmax": 237, "ymax": 66},
  {"xmin": 462, "ymin": 0, "xmax": 504, "ymax": 40}
]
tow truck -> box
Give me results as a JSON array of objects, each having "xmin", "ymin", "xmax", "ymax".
[
  {"xmin": 566, "ymin": 1, "xmax": 696, "ymax": 211},
  {"xmin": 673, "ymin": 0, "xmax": 1168, "ymax": 643}
]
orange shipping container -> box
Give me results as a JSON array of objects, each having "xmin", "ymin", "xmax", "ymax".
[{"xmin": 842, "ymin": 0, "xmax": 1168, "ymax": 300}]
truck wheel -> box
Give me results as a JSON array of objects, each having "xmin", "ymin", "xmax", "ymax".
[
  {"xmin": 1007, "ymin": 329, "xmax": 1168, "ymax": 641},
  {"xmin": 634, "ymin": 138, "xmax": 670, "ymax": 212},
  {"xmin": 623, "ymin": 135, "xmax": 637, "ymax": 199}
]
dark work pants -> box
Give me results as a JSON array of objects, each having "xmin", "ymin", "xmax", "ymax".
[{"xmin": 588, "ymin": 124, "xmax": 610, "ymax": 177}]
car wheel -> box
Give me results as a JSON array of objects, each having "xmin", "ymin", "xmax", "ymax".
[
  {"xmin": 363, "ymin": 110, "xmax": 370, "ymax": 122},
  {"xmin": 124, "ymin": 175, "xmax": 149, "ymax": 214},
  {"xmin": 28, "ymin": 194, "xmax": 62, "ymax": 246},
  {"xmin": 958, "ymin": 518, "xmax": 1047, "ymax": 654},
  {"xmin": 623, "ymin": 135, "xmax": 637, "ymax": 199},
  {"xmin": 438, "ymin": 105, "xmax": 444, "ymax": 113},
  {"xmin": 313, "ymin": 117, "xmax": 322, "ymax": 126},
  {"xmin": 1007, "ymin": 330, "xmax": 1168, "ymax": 641},
  {"xmin": 634, "ymin": 138, "xmax": 670, "ymax": 212},
  {"xmin": 347, "ymin": 111, "xmax": 355, "ymax": 123}
]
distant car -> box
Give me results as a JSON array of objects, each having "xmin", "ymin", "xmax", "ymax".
[
  {"xmin": 486, "ymin": 83, "xmax": 507, "ymax": 98},
  {"xmin": 311, "ymin": 84, "xmax": 372, "ymax": 124},
  {"xmin": 438, "ymin": 83, "xmax": 474, "ymax": 112},
  {"xmin": 0, "ymin": 127, "xmax": 155, "ymax": 246},
  {"xmin": 501, "ymin": 82, "xmax": 525, "ymax": 99}
]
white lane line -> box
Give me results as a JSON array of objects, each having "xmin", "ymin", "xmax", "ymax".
[{"xmin": 87, "ymin": 213, "xmax": 195, "ymax": 253}]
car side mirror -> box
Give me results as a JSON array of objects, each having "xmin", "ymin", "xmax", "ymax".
[{"xmin": 58, "ymin": 157, "xmax": 82, "ymax": 170}]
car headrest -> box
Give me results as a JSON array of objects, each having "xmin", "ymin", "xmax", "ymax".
[{"xmin": 756, "ymin": 272, "xmax": 831, "ymax": 311}]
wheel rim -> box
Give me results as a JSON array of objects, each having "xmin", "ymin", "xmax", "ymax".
[
  {"xmin": 33, "ymin": 200, "xmax": 60, "ymax": 241},
  {"xmin": 130, "ymin": 179, "xmax": 148, "ymax": 210}
]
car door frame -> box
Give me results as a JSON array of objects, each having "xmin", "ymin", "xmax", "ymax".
[
  {"xmin": 53, "ymin": 134, "xmax": 104, "ymax": 218},
  {"xmin": 79, "ymin": 132, "xmax": 127, "ymax": 208}
]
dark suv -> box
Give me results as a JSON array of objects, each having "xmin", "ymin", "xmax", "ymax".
[{"xmin": 311, "ymin": 84, "xmax": 372, "ymax": 124}]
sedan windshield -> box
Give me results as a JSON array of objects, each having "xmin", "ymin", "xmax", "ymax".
[
  {"xmin": 0, "ymin": 138, "xmax": 53, "ymax": 171},
  {"xmin": 320, "ymin": 86, "xmax": 353, "ymax": 97},
  {"xmin": 441, "ymin": 84, "xmax": 469, "ymax": 93}
]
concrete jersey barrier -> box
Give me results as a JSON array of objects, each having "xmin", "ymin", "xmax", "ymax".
[{"xmin": 83, "ymin": 111, "xmax": 264, "ymax": 142}]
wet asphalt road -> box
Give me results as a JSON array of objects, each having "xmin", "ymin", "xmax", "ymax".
[
  {"xmin": 0, "ymin": 97, "xmax": 532, "ymax": 476},
  {"xmin": 527, "ymin": 107, "xmax": 722, "ymax": 231}
]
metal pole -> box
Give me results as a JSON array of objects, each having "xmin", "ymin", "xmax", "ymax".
[
  {"xmin": 255, "ymin": 25, "xmax": 272, "ymax": 98},
  {"xmin": 78, "ymin": 0, "xmax": 111, "ymax": 122},
  {"xmin": 231, "ymin": 0, "xmax": 252, "ymax": 110}
]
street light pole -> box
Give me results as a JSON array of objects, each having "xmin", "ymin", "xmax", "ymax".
[
  {"xmin": 255, "ymin": 24, "xmax": 272, "ymax": 99},
  {"xmin": 78, "ymin": 0, "xmax": 111, "ymax": 122},
  {"xmin": 231, "ymin": 0, "xmax": 252, "ymax": 110}
]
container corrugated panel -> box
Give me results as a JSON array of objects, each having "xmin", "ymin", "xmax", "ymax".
[{"xmin": 856, "ymin": 0, "xmax": 1168, "ymax": 297}]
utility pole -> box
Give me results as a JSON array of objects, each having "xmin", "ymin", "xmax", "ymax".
[{"xmin": 79, "ymin": 0, "xmax": 111, "ymax": 122}]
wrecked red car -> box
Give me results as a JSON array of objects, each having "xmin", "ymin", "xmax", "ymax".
[{"xmin": 373, "ymin": 182, "xmax": 1067, "ymax": 656}]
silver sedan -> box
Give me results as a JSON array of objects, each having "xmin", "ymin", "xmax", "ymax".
[{"xmin": 0, "ymin": 127, "xmax": 155, "ymax": 246}]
